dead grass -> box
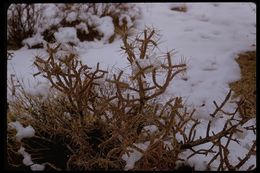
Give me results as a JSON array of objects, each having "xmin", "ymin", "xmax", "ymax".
[
  {"xmin": 170, "ymin": 4, "xmax": 187, "ymax": 13},
  {"xmin": 7, "ymin": 92, "xmax": 125, "ymax": 171},
  {"xmin": 7, "ymin": 4, "xmax": 41, "ymax": 50},
  {"xmin": 7, "ymin": 29, "xmax": 256, "ymax": 171},
  {"xmin": 229, "ymin": 51, "xmax": 256, "ymax": 118}
]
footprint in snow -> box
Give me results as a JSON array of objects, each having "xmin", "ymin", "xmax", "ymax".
[
  {"xmin": 199, "ymin": 33, "xmax": 214, "ymax": 40},
  {"xmin": 202, "ymin": 59, "xmax": 218, "ymax": 71},
  {"xmin": 197, "ymin": 14, "xmax": 210, "ymax": 22},
  {"xmin": 183, "ymin": 26, "xmax": 194, "ymax": 32},
  {"xmin": 212, "ymin": 30, "xmax": 221, "ymax": 36}
]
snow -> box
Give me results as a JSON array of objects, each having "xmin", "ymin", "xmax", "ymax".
[
  {"xmin": 233, "ymin": 124, "xmax": 248, "ymax": 139},
  {"xmin": 143, "ymin": 125, "xmax": 158, "ymax": 134},
  {"xmin": 18, "ymin": 147, "xmax": 46, "ymax": 171},
  {"xmin": 22, "ymin": 33, "xmax": 44, "ymax": 48},
  {"xmin": 135, "ymin": 3, "xmax": 256, "ymax": 117},
  {"xmin": 37, "ymin": 4, "xmax": 63, "ymax": 33},
  {"xmin": 121, "ymin": 141, "xmax": 150, "ymax": 170},
  {"xmin": 96, "ymin": 16, "xmax": 115, "ymax": 43},
  {"xmin": 54, "ymin": 27, "xmax": 79, "ymax": 44},
  {"xmin": 42, "ymin": 4, "xmax": 59, "ymax": 19},
  {"xmin": 8, "ymin": 121, "xmax": 35, "ymax": 141},
  {"xmin": 76, "ymin": 22, "xmax": 89, "ymax": 34},
  {"xmin": 119, "ymin": 14, "xmax": 133, "ymax": 28},
  {"xmin": 30, "ymin": 164, "xmax": 45, "ymax": 171},
  {"xmin": 18, "ymin": 147, "xmax": 34, "ymax": 166},
  {"xmin": 82, "ymin": 14, "xmax": 115, "ymax": 43},
  {"xmin": 7, "ymin": 48, "xmax": 50, "ymax": 100},
  {"xmin": 131, "ymin": 53, "xmax": 163, "ymax": 76},
  {"xmin": 7, "ymin": 3, "xmax": 256, "ymax": 171},
  {"xmin": 66, "ymin": 11, "xmax": 77, "ymax": 22},
  {"xmin": 63, "ymin": 112, "xmax": 72, "ymax": 120},
  {"xmin": 10, "ymin": 122, "xmax": 45, "ymax": 170}
]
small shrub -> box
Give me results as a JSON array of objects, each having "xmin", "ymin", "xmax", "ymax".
[
  {"xmin": 7, "ymin": 4, "xmax": 42, "ymax": 50},
  {"xmin": 33, "ymin": 43, "xmax": 108, "ymax": 122},
  {"xmin": 7, "ymin": 3, "xmax": 142, "ymax": 49},
  {"xmin": 76, "ymin": 26, "xmax": 103, "ymax": 42},
  {"xmin": 7, "ymin": 28, "xmax": 256, "ymax": 171},
  {"xmin": 42, "ymin": 24, "xmax": 59, "ymax": 43}
]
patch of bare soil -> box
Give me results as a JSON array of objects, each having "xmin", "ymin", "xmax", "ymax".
[{"xmin": 170, "ymin": 5, "xmax": 187, "ymax": 13}]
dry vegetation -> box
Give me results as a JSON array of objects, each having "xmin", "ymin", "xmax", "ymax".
[
  {"xmin": 7, "ymin": 28, "xmax": 256, "ymax": 171},
  {"xmin": 7, "ymin": 4, "xmax": 41, "ymax": 49},
  {"xmin": 170, "ymin": 4, "xmax": 188, "ymax": 13},
  {"xmin": 229, "ymin": 51, "xmax": 256, "ymax": 119},
  {"xmin": 7, "ymin": 4, "xmax": 141, "ymax": 50}
]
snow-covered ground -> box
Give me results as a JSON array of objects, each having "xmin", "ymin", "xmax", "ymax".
[{"xmin": 7, "ymin": 3, "xmax": 256, "ymax": 171}]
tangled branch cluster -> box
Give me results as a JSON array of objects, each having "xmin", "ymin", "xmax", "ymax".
[{"xmin": 7, "ymin": 28, "xmax": 256, "ymax": 171}]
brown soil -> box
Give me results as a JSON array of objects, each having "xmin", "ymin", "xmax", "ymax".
[{"xmin": 170, "ymin": 5, "xmax": 187, "ymax": 13}]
